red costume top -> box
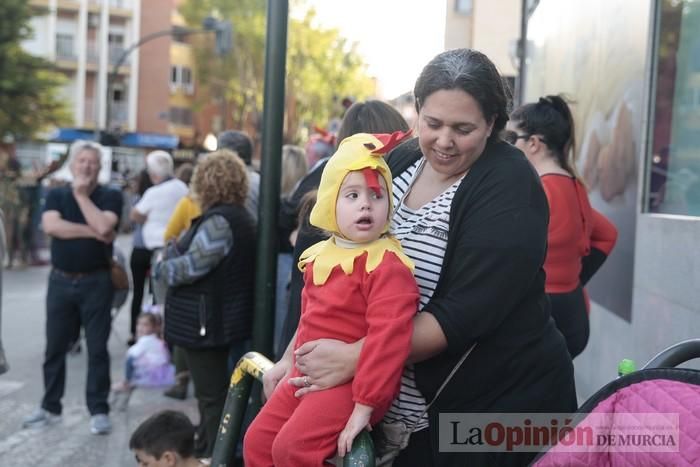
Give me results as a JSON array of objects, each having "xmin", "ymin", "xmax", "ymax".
[
  {"xmin": 541, "ymin": 174, "xmax": 618, "ymax": 294},
  {"xmin": 296, "ymin": 250, "xmax": 418, "ymax": 411}
]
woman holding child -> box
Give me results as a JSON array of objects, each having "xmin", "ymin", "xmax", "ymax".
[{"xmin": 264, "ymin": 49, "xmax": 577, "ymax": 466}]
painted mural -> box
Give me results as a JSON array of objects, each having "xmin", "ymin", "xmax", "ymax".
[{"xmin": 524, "ymin": 0, "xmax": 652, "ymax": 321}]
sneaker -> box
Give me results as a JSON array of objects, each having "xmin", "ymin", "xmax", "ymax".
[
  {"xmin": 22, "ymin": 408, "xmax": 61, "ymax": 428},
  {"xmin": 89, "ymin": 414, "xmax": 112, "ymax": 435}
]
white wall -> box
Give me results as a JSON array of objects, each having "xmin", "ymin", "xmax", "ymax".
[
  {"xmin": 23, "ymin": 16, "xmax": 50, "ymax": 57},
  {"xmin": 472, "ymin": 0, "xmax": 520, "ymax": 76}
]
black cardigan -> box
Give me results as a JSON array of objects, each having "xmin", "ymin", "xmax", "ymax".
[{"xmin": 387, "ymin": 138, "xmax": 577, "ymax": 467}]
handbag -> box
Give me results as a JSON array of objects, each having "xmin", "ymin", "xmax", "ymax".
[
  {"xmin": 374, "ymin": 342, "xmax": 477, "ymax": 467},
  {"xmin": 108, "ymin": 247, "xmax": 129, "ymax": 291}
]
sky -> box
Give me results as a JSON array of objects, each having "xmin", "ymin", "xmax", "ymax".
[{"xmin": 298, "ymin": 0, "xmax": 447, "ymax": 100}]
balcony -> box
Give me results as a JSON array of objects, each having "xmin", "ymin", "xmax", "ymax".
[
  {"xmin": 88, "ymin": 0, "xmax": 133, "ymax": 16},
  {"xmin": 109, "ymin": 0, "xmax": 132, "ymax": 8},
  {"xmin": 109, "ymin": 101, "xmax": 128, "ymax": 125},
  {"xmin": 83, "ymin": 99, "xmax": 128, "ymax": 127},
  {"xmin": 109, "ymin": 45, "xmax": 128, "ymax": 66},
  {"xmin": 88, "ymin": 0, "xmax": 132, "ymax": 7},
  {"xmin": 87, "ymin": 41, "xmax": 99, "ymax": 64},
  {"xmin": 84, "ymin": 98, "xmax": 96, "ymax": 124}
]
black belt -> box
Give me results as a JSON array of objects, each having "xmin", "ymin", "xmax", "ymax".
[{"xmin": 53, "ymin": 268, "xmax": 107, "ymax": 280}]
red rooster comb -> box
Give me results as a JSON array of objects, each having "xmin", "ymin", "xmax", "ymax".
[{"xmin": 370, "ymin": 130, "xmax": 413, "ymax": 155}]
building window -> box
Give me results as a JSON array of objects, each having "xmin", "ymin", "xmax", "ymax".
[
  {"xmin": 181, "ymin": 66, "xmax": 194, "ymax": 94},
  {"xmin": 647, "ymin": 0, "xmax": 700, "ymax": 216},
  {"xmin": 169, "ymin": 107, "xmax": 193, "ymax": 126},
  {"xmin": 170, "ymin": 65, "xmax": 179, "ymax": 91},
  {"xmin": 169, "ymin": 65, "xmax": 195, "ymax": 94},
  {"xmin": 108, "ymin": 33, "xmax": 125, "ymax": 65},
  {"xmin": 455, "ymin": 0, "xmax": 473, "ymax": 15},
  {"xmin": 108, "ymin": 33, "xmax": 124, "ymax": 47},
  {"xmin": 56, "ymin": 33, "xmax": 75, "ymax": 60}
]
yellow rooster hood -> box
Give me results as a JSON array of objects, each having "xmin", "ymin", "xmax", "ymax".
[
  {"xmin": 309, "ymin": 131, "xmax": 410, "ymax": 234},
  {"xmin": 301, "ymin": 130, "xmax": 414, "ymax": 285}
]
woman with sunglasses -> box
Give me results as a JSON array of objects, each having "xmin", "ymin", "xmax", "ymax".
[{"xmin": 506, "ymin": 95, "xmax": 618, "ymax": 358}]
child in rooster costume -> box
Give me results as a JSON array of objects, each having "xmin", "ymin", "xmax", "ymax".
[{"xmin": 244, "ymin": 131, "xmax": 419, "ymax": 466}]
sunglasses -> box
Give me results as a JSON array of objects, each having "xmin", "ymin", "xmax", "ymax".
[{"xmin": 502, "ymin": 130, "xmax": 531, "ymax": 145}]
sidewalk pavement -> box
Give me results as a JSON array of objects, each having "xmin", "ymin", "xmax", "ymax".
[{"xmin": 0, "ymin": 235, "xmax": 199, "ymax": 466}]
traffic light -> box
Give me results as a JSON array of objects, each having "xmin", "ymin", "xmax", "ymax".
[
  {"xmin": 215, "ymin": 21, "xmax": 233, "ymax": 57},
  {"xmin": 202, "ymin": 17, "xmax": 232, "ymax": 57}
]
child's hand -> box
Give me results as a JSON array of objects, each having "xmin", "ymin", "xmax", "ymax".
[
  {"xmin": 263, "ymin": 357, "xmax": 293, "ymax": 400},
  {"xmin": 337, "ymin": 403, "xmax": 373, "ymax": 457}
]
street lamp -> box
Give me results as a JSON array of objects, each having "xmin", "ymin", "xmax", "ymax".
[{"xmin": 101, "ymin": 17, "xmax": 232, "ymax": 143}]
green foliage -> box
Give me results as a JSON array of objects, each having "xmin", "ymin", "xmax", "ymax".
[
  {"xmin": 180, "ymin": 0, "xmax": 375, "ymax": 143},
  {"xmin": 0, "ymin": 0, "xmax": 70, "ymax": 140}
]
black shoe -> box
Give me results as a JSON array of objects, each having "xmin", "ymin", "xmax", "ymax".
[{"xmin": 163, "ymin": 382, "xmax": 188, "ymax": 400}]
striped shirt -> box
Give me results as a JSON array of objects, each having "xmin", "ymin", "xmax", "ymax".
[{"xmin": 384, "ymin": 158, "xmax": 464, "ymax": 432}]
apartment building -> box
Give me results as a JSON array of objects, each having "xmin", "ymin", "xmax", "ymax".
[
  {"xmin": 24, "ymin": 0, "xmax": 181, "ymax": 151},
  {"xmin": 168, "ymin": 4, "xmax": 197, "ymax": 151}
]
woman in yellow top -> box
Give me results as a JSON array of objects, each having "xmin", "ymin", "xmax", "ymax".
[{"xmin": 163, "ymin": 195, "xmax": 201, "ymax": 242}]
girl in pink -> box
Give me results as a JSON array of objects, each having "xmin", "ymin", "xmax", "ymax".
[{"xmin": 112, "ymin": 313, "xmax": 174, "ymax": 392}]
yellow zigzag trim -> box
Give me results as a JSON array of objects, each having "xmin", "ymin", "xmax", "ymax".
[{"xmin": 299, "ymin": 236, "xmax": 414, "ymax": 286}]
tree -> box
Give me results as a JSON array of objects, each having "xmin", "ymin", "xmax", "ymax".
[
  {"xmin": 0, "ymin": 0, "xmax": 70, "ymax": 140},
  {"xmin": 179, "ymin": 0, "xmax": 375, "ymax": 143}
]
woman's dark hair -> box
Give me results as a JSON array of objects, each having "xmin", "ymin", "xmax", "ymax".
[
  {"xmin": 414, "ymin": 48, "xmax": 512, "ymax": 138},
  {"xmin": 296, "ymin": 189, "xmax": 319, "ymax": 233},
  {"xmin": 217, "ymin": 130, "xmax": 253, "ymax": 165},
  {"xmin": 129, "ymin": 410, "xmax": 195, "ymax": 459},
  {"xmin": 137, "ymin": 169, "xmax": 152, "ymax": 196},
  {"xmin": 175, "ymin": 162, "xmax": 194, "ymax": 185},
  {"xmin": 336, "ymin": 100, "xmax": 409, "ymax": 146},
  {"xmin": 511, "ymin": 95, "xmax": 578, "ymax": 176}
]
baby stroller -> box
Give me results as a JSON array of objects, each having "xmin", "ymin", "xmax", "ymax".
[{"xmin": 532, "ymin": 339, "xmax": 700, "ymax": 466}]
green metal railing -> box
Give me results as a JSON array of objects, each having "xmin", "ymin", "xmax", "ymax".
[{"xmin": 210, "ymin": 351, "xmax": 375, "ymax": 467}]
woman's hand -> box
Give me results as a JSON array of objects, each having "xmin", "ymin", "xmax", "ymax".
[
  {"xmin": 287, "ymin": 338, "xmax": 362, "ymax": 397},
  {"xmin": 262, "ymin": 357, "xmax": 293, "ymax": 400}
]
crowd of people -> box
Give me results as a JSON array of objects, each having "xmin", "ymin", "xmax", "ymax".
[{"xmin": 5, "ymin": 46, "xmax": 619, "ymax": 466}]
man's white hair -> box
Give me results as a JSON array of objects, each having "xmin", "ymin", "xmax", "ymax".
[
  {"xmin": 68, "ymin": 140, "xmax": 103, "ymax": 166},
  {"xmin": 146, "ymin": 150, "xmax": 174, "ymax": 179}
]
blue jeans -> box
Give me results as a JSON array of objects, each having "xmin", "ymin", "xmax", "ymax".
[
  {"xmin": 42, "ymin": 269, "xmax": 113, "ymax": 415},
  {"xmin": 125, "ymin": 355, "xmax": 135, "ymax": 383}
]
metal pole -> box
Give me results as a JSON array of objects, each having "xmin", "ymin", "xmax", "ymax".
[
  {"xmin": 517, "ymin": 0, "xmax": 528, "ymax": 106},
  {"xmin": 253, "ymin": 0, "xmax": 288, "ymax": 359}
]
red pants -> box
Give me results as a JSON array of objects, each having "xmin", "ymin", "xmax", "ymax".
[{"xmin": 243, "ymin": 376, "xmax": 355, "ymax": 466}]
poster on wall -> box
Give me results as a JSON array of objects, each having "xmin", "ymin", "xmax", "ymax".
[{"xmin": 524, "ymin": 0, "xmax": 651, "ymax": 321}]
